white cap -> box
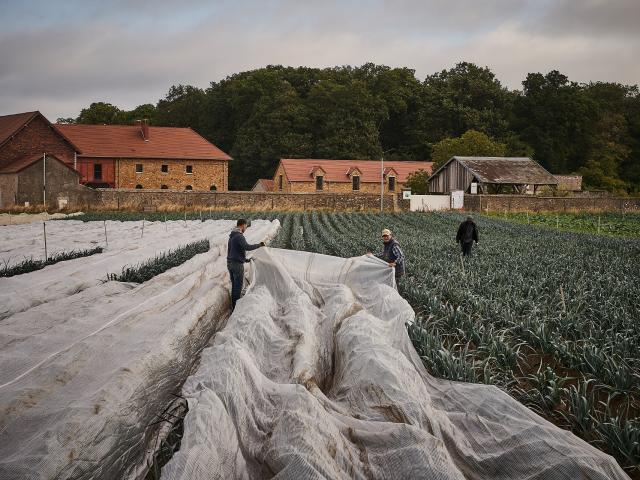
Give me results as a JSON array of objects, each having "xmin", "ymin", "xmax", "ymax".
[{"xmin": 381, "ymin": 229, "xmax": 392, "ymax": 236}]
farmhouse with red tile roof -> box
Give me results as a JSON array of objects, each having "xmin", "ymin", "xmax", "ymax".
[
  {"xmin": 56, "ymin": 121, "xmax": 231, "ymax": 191},
  {"xmin": 272, "ymin": 159, "xmax": 433, "ymax": 193}
]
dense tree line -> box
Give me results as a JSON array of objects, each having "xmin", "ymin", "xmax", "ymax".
[{"xmin": 59, "ymin": 63, "xmax": 640, "ymax": 193}]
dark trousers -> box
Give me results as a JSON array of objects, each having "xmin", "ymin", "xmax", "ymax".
[
  {"xmin": 227, "ymin": 260, "xmax": 244, "ymax": 310},
  {"xmin": 461, "ymin": 241, "xmax": 473, "ymax": 256}
]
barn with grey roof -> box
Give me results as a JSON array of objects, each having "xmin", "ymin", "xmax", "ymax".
[{"xmin": 428, "ymin": 156, "xmax": 558, "ymax": 194}]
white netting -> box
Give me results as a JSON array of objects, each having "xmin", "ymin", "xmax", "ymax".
[
  {"xmin": 161, "ymin": 247, "xmax": 627, "ymax": 480},
  {"xmin": 0, "ymin": 220, "xmax": 280, "ymax": 480}
]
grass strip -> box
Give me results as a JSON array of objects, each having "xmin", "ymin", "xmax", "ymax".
[
  {"xmin": 0, "ymin": 247, "xmax": 104, "ymax": 278},
  {"xmin": 107, "ymin": 240, "xmax": 210, "ymax": 283}
]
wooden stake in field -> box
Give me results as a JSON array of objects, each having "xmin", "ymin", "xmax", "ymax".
[
  {"xmin": 526, "ymin": 210, "xmax": 529, "ymax": 224},
  {"xmin": 43, "ymin": 222, "xmax": 48, "ymax": 261},
  {"xmin": 597, "ymin": 215, "xmax": 601, "ymax": 234},
  {"xmin": 556, "ymin": 214, "xmax": 559, "ymax": 230},
  {"xmin": 104, "ymin": 220, "xmax": 108, "ymax": 247},
  {"xmin": 164, "ymin": 214, "xmax": 168, "ymax": 232},
  {"xmin": 141, "ymin": 218, "xmax": 145, "ymax": 239}
]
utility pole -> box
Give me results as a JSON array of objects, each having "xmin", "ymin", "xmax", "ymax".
[
  {"xmin": 381, "ymin": 152, "xmax": 384, "ymax": 213},
  {"xmin": 380, "ymin": 148, "xmax": 394, "ymax": 213}
]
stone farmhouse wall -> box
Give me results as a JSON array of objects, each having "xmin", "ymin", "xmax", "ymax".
[
  {"xmin": 464, "ymin": 194, "xmax": 640, "ymax": 213},
  {"xmin": 94, "ymin": 189, "xmax": 398, "ymax": 212}
]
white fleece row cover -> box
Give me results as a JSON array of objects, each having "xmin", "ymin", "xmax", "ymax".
[
  {"xmin": 0, "ymin": 220, "xmax": 280, "ymax": 480},
  {"xmin": 162, "ymin": 247, "xmax": 627, "ymax": 480}
]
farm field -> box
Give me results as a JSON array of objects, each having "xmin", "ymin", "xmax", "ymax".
[
  {"xmin": 2, "ymin": 211, "xmax": 637, "ymax": 477},
  {"xmin": 264, "ymin": 211, "xmax": 639, "ymax": 476},
  {"xmin": 485, "ymin": 211, "xmax": 640, "ymax": 237}
]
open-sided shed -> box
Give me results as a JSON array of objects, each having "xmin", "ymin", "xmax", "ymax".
[{"xmin": 428, "ymin": 156, "xmax": 558, "ymax": 194}]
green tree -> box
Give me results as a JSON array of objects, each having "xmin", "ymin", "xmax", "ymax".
[
  {"xmin": 512, "ymin": 71, "xmax": 597, "ymax": 174},
  {"xmin": 230, "ymin": 77, "xmax": 313, "ymax": 189},
  {"xmin": 431, "ymin": 130, "xmax": 507, "ymax": 171},
  {"xmin": 306, "ymin": 78, "xmax": 383, "ymax": 160},
  {"xmin": 76, "ymin": 102, "xmax": 124, "ymax": 124},
  {"xmin": 404, "ymin": 169, "xmax": 430, "ymax": 194},
  {"xmin": 420, "ymin": 62, "xmax": 514, "ymax": 142},
  {"xmin": 155, "ymin": 85, "xmax": 206, "ymax": 129},
  {"xmin": 121, "ymin": 103, "xmax": 157, "ymax": 124},
  {"xmin": 582, "ymin": 82, "xmax": 639, "ymax": 193}
]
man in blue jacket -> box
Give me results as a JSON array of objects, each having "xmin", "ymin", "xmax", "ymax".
[{"xmin": 227, "ymin": 219, "xmax": 265, "ymax": 310}]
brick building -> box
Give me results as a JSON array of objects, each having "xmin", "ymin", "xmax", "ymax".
[
  {"xmin": 0, "ymin": 111, "xmax": 85, "ymax": 207},
  {"xmin": 0, "ymin": 111, "xmax": 80, "ymax": 170},
  {"xmin": 268, "ymin": 159, "xmax": 433, "ymax": 193},
  {"xmin": 55, "ymin": 121, "xmax": 231, "ymax": 191}
]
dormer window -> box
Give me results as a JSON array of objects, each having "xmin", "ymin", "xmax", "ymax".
[
  {"xmin": 388, "ymin": 176, "xmax": 396, "ymax": 191},
  {"xmin": 316, "ymin": 175, "xmax": 324, "ymax": 191},
  {"xmin": 352, "ymin": 175, "xmax": 360, "ymax": 191}
]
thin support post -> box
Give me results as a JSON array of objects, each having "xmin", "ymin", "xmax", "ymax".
[
  {"xmin": 104, "ymin": 220, "xmax": 108, "ymax": 247},
  {"xmin": 43, "ymin": 222, "xmax": 48, "ymax": 261},
  {"xmin": 141, "ymin": 218, "xmax": 145, "ymax": 238},
  {"xmin": 597, "ymin": 215, "xmax": 601, "ymax": 235},
  {"xmin": 380, "ymin": 155, "xmax": 384, "ymax": 213}
]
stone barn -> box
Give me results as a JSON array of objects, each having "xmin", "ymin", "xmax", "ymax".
[
  {"xmin": 272, "ymin": 159, "xmax": 433, "ymax": 193},
  {"xmin": 55, "ymin": 121, "xmax": 231, "ymax": 191},
  {"xmin": 428, "ymin": 156, "xmax": 558, "ymax": 194}
]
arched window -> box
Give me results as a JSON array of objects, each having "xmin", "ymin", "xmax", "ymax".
[
  {"xmin": 210, "ymin": 185, "xmax": 217, "ymax": 191},
  {"xmin": 185, "ymin": 185, "xmax": 193, "ymax": 190},
  {"xmin": 135, "ymin": 184, "xmax": 143, "ymax": 189},
  {"xmin": 160, "ymin": 184, "xmax": 168, "ymax": 190}
]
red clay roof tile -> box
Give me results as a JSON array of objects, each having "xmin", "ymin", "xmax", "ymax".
[
  {"xmin": 54, "ymin": 124, "xmax": 231, "ymax": 161},
  {"xmin": 279, "ymin": 159, "xmax": 432, "ymax": 183}
]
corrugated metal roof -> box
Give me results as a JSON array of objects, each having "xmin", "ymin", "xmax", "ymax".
[
  {"xmin": 55, "ymin": 124, "xmax": 231, "ymax": 161},
  {"xmin": 452, "ymin": 157, "xmax": 558, "ymax": 185},
  {"xmin": 280, "ymin": 159, "xmax": 433, "ymax": 183}
]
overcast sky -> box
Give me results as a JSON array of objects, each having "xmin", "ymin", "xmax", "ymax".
[{"xmin": 1, "ymin": 0, "xmax": 639, "ymax": 120}]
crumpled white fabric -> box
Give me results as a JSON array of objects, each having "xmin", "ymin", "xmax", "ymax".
[
  {"xmin": 161, "ymin": 247, "xmax": 626, "ymax": 480},
  {"xmin": 0, "ymin": 220, "xmax": 280, "ymax": 480}
]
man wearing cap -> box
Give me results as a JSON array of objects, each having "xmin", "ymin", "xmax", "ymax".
[
  {"xmin": 227, "ymin": 219, "xmax": 265, "ymax": 311},
  {"xmin": 372, "ymin": 228, "xmax": 405, "ymax": 280}
]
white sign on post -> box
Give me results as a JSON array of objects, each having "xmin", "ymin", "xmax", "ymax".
[
  {"xmin": 470, "ymin": 182, "xmax": 478, "ymax": 194},
  {"xmin": 451, "ymin": 190, "xmax": 464, "ymax": 209},
  {"xmin": 402, "ymin": 189, "xmax": 412, "ymax": 200}
]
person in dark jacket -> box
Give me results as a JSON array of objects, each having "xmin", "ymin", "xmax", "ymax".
[
  {"xmin": 369, "ymin": 228, "xmax": 405, "ymax": 281},
  {"xmin": 456, "ymin": 216, "xmax": 479, "ymax": 256},
  {"xmin": 227, "ymin": 219, "xmax": 265, "ymax": 310}
]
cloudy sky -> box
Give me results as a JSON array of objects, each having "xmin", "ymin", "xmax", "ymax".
[{"xmin": 1, "ymin": 0, "xmax": 638, "ymax": 120}]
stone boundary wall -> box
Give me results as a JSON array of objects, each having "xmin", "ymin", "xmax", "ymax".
[
  {"xmin": 94, "ymin": 189, "xmax": 400, "ymax": 212},
  {"xmin": 464, "ymin": 194, "xmax": 640, "ymax": 213}
]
